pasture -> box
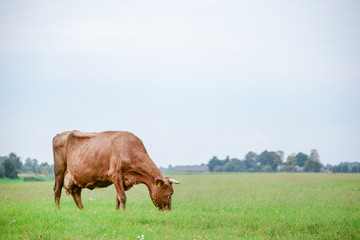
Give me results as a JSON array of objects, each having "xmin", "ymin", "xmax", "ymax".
[{"xmin": 1, "ymin": 173, "xmax": 359, "ymax": 239}]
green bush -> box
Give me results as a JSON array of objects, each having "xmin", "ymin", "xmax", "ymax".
[
  {"xmin": 23, "ymin": 176, "xmax": 46, "ymax": 182},
  {"xmin": 261, "ymin": 165, "xmax": 273, "ymax": 172}
]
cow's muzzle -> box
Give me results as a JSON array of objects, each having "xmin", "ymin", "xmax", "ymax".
[{"xmin": 157, "ymin": 198, "xmax": 172, "ymax": 211}]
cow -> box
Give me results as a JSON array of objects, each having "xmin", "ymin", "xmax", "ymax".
[{"xmin": 52, "ymin": 130, "xmax": 180, "ymax": 211}]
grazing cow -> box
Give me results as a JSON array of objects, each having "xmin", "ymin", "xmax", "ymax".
[{"xmin": 53, "ymin": 130, "xmax": 180, "ymax": 210}]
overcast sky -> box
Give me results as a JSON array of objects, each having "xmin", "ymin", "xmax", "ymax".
[{"xmin": 1, "ymin": 0, "xmax": 359, "ymax": 167}]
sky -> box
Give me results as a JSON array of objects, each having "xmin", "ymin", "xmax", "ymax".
[{"xmin": 0, "ymin": 0, "xmax": 359, "ymax": 167}]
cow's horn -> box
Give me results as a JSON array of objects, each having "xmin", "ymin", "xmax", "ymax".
[{"xmin": 169, "ymin": 178, "xmax": 181, "ymax": 184}]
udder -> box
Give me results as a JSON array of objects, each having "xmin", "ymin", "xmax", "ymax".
[{"xmin": 63, "ymin": 171, "xmax": 76, "ymax": 195}]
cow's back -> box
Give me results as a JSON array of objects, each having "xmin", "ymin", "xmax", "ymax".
[{"xmin": 65, "ymin": 131, "xmax": 146, "ymax": 187}]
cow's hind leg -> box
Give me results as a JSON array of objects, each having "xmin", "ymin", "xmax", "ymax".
[
  {"xmin": 54, "ymin": 171, "xmax": 65, "ymax": 209},
  {"xmin": 112, "ymin": 177, "xmax": 126, "ymax": 210},
  {"xmin": 71, "ymin": 186, "xmax": 84, "ymax": 209}
]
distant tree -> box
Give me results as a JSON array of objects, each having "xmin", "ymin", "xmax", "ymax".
[
  {"xmin": 224, "ymin": 156, "xmax": 230, "ymax": 165},
  {"xmin": 247, "ymin": 165, "xmax": 260, "ymax": 172},
  {"xmin": 208, "ymin": 156, "xmax": 220, "ymax": 172},
  {"xmin": 295, "ymin": 152, "xmax": 309, "ymax": 167},
  {"xmin": 340, "ymin": 165, "xmax": 349, "ymax": 173},
  {"xmin": 24, "ymin": 158, "xmax": 39, "ymax": 173},
  {"xmin": 238, "ymin": 161, "xmax": 250, "ymax": 172},
  {"xmin": 304, "ymin": 150, "xmax": 322, "ymax": 172},
  {"xmin": 273, "ymin": 151, "xmax": 283, "ymax": 169},
  {"xmin": 24, "ymin": 158, "xmax": 33, "ymax": 172},
  {"xmin": 261, "ymin": 165, "xmax": 273, "ymax": 172},
  {"xmin": 283, "ymin": 154, "xmax": 297, "ymax": 172},
  {"xmin": 213, "ymin": 165, "xmax": 224, "ymax": 172},
  {"xmin": 331, "ymin": 162, "xmax": 360, "ymax": 173},
  {"xmin": 39, "ymin": 162, "xmax": 51, "ymax": 175},
  {"xmin": 2, "ymin": 158, "xmax": 18, "ymax": 178},
  {"xmin": 224, "ymin": 162, "xmax": 235, "ymax": 172},
  {"xmin": 6, "ymin": 153, "xmax": 23, "ymax": 173},
  {"xmin": 257, "ymin": 151, "xmax": 282, "ymax": 171},
  {"xmin": 310, "ymin": 149, "xmax": 320, "ymax": 162},
  {"xmin": 351, "ymin": 164, "xmax": 360, "ymax": 173},
  {"xmin": 304, "ymin": 159, "xmax": 319, "ymax": 172},
  {"xmin": 325, "ymin": 164, "xmax": 333, "ymax": 171},
  {"xmin": 208, "ymin": 156, "xmax": 229, "ymax": 172},
  {"xmin": 331, "ymin": 165, "xmax": 340, "ymax": 173},
  {"xmin": 277, "ymin": 151, "xmax": 284, "ymax": 162},
  {"xmin": 50, "ymin": 163, "xmax": 54, "ymax": 173},
  {"xmin": 0, "ymin": 156, "xmax": 6, "ymax": 165},
  {"xmin": 230, "ymin": 158, "xmax": 243, "ymax": 171},
  {"xmin": 33, "ymin": 159, "xmax": 39, "ymax": 173},
  {"xmin": 333, "ymin": 164, "xmax": 349, "ymax": 173},
  {"xmin": 244, "ymin": 151, "xmax": 257, "ymax": 170},
  {"xmin": 206, "ymin": 149, "xmax": 325, "ymax": 173},
  {"xmin": 0, "ymin": 165, "xmax": 4, "ymax": 178},
  {"xmin": 258, "ymin": 151, "xmax": 270, "ymax": 166}
]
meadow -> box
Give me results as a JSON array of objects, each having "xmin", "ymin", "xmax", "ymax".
[{"xmin": 1, "ymin": 173, "xmax": 359, "ymax": 239}]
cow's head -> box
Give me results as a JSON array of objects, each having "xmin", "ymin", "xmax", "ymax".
[{"xmin": 151, "ymin": 177, "xmax": 180, "ymax": 211}]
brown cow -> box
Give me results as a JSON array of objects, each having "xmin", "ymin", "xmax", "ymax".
[{"xmin": 53, "ymin": 130, "xmax": 180, "ymax": 211}]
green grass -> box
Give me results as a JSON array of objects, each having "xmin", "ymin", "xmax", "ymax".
[
  {"xmin": 1, "ymin": 173, "xmax": 360, "ymax": 239},
  {"xmin": 0, "ymin": 177, "xmax": 25, "ymax": 184},
  {"xmin": 0, "ymin": 174, "xmax": 54, "ymax": 184}
]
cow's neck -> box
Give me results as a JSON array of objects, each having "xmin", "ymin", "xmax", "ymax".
[
  {"xmin": 138, "ymin": 168, "xmax": 163, "ymax": 188},
  {"xmin": 140, "ymin": 171, "xmax": 164, "ymax": 201},
  {"xmin": 131, "ymin": 159, "xmax": 163, "ymax": 190}
]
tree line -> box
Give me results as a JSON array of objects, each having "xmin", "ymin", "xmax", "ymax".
[
  {"xmin": 329, "ymin": 162, "xmax": 360, "ymax": 173},
  {"xmin": 0, "ymin": 153, "xmax": 53, "ymax": 179},
  {"xmin": 1, "ymin": 151, "xmax": 358, "ymax": 178},
  {"xmin": 208, "ymin": 149, "xmax": 323, "ymax": 172}
]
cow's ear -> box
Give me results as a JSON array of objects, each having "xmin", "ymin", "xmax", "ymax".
[{"xmin": 155, "ymin": 178, "xmax": 165, "ymax": 187}]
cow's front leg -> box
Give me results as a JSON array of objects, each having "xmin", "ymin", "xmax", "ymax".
[{"xmin": 112, "ymin": 176, "xmax": 126, "ymax": 210}]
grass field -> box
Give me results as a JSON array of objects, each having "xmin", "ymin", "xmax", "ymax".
[{"xmin": 1, "ymin": 173, "xmax": 359, "ymax": 239}]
